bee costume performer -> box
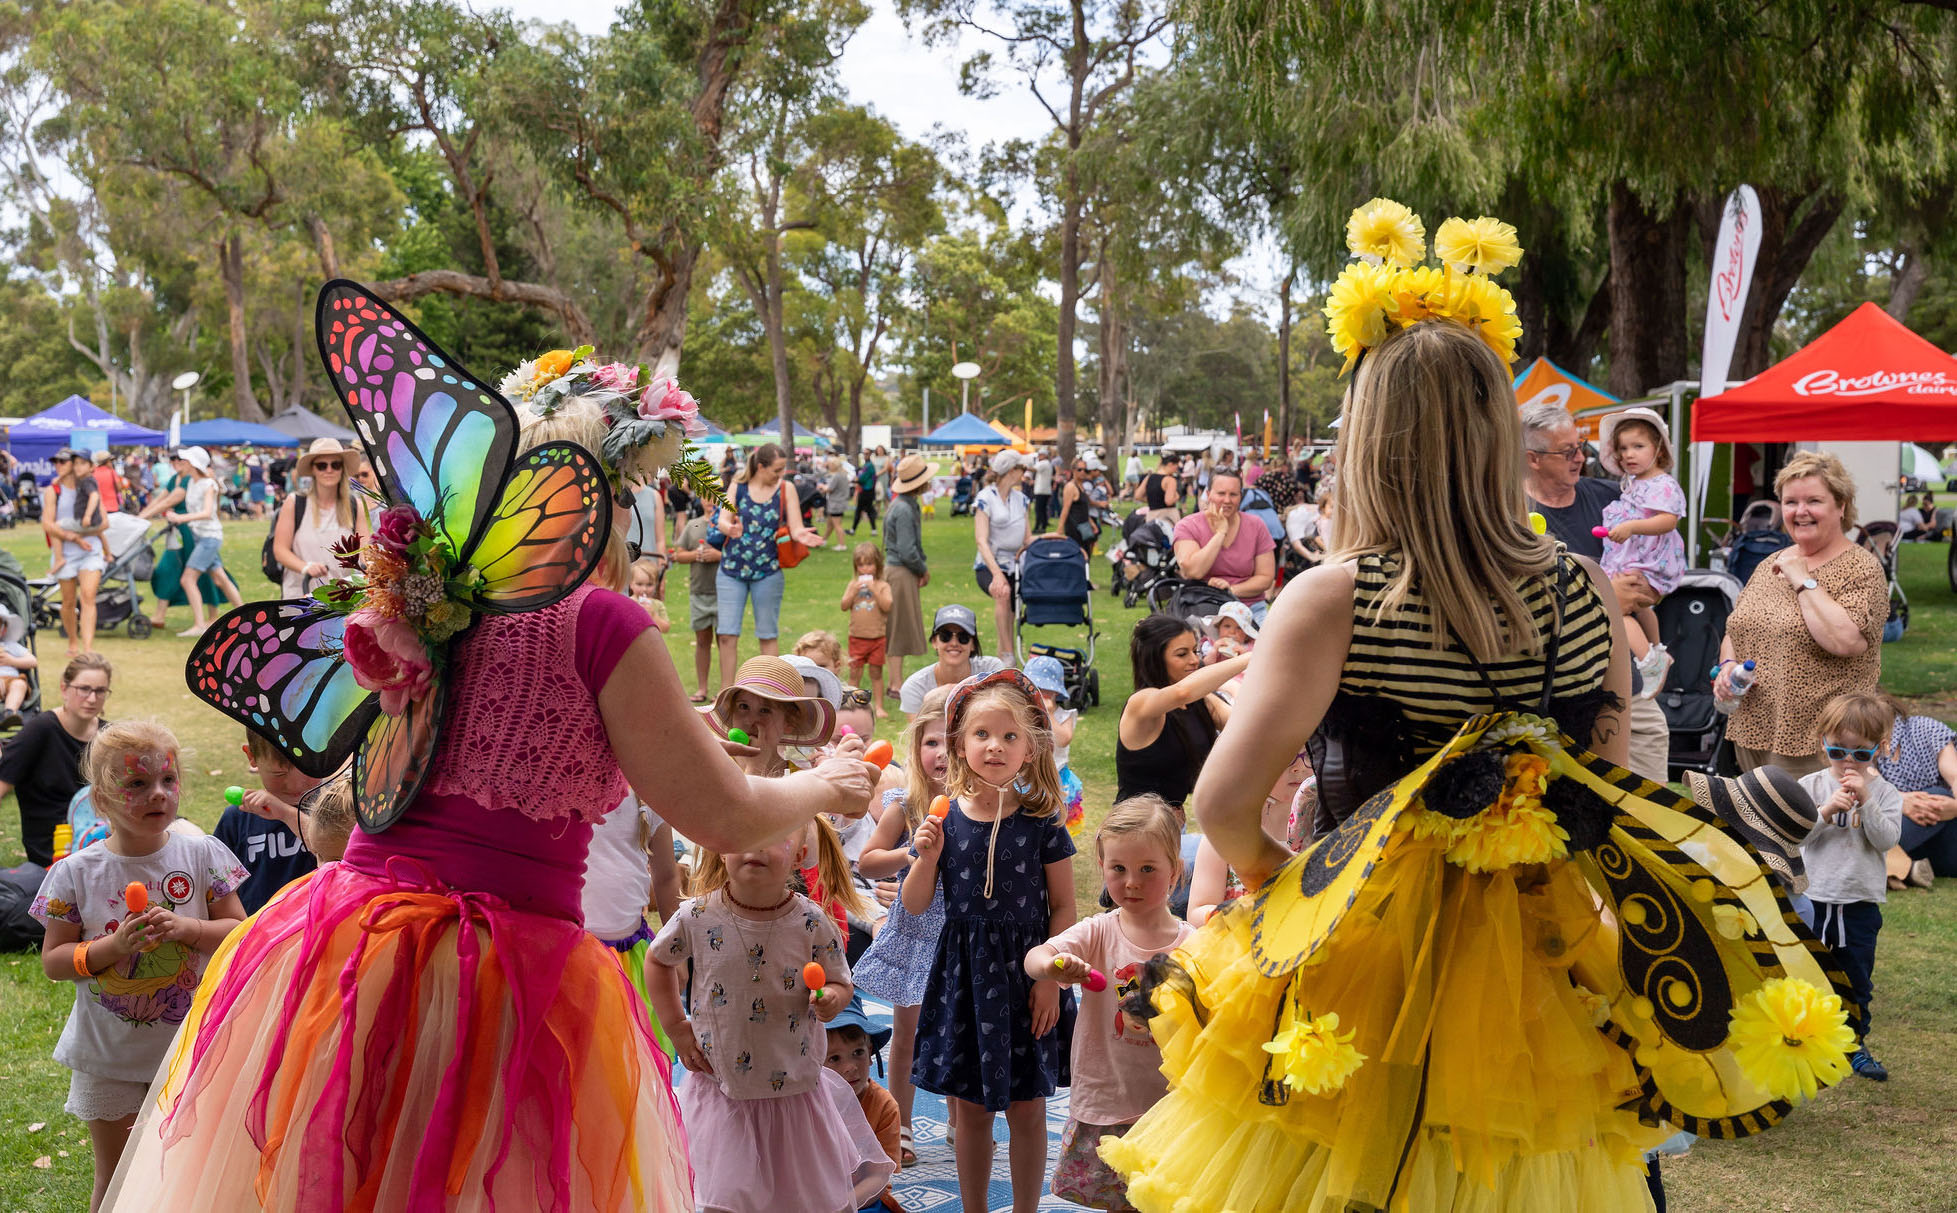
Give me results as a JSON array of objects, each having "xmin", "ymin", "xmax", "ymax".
[{"xmin": 1101, "ymin": 202, "xmax": 1858, "ymax": 1213}]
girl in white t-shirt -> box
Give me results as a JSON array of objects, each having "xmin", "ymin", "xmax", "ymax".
[
  {"xmin": 579, "ymin": 792, "xmax": 682, "ymax": 1053},
  {"xmin": 1026, "ymin": 795, "xmax": 1192, "ymax": 1212},
  {"xmin": 31, "ymin": 721, "xmax": 248, "ymax": 1211},
  {"xmin": 164, "ymin": 447, "xmax": 243, "ymax": 635}
]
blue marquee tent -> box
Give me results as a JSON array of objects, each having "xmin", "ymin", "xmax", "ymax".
[
  {"xmin": 178, "ymin": 418, "xmax": 301, "ymax": 447},
  {"xmin": 7, "ymin": 396, "xmax": 167, "ymax": 482},
  {"xmin": 918, "ymin": 412, "xmax": 1013, "ymax": 446},
  {"xmin": 739, "ymin": 421, "xmax": 831, "ymax": 448}
]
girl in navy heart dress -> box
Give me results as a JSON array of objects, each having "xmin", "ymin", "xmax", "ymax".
[{"xmin": 903, "ymin": 669, "xmax": 1076, "ymax": 1213}]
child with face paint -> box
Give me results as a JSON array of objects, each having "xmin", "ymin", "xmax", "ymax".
[{"xmin": 30, "ymin": 720, "xmax": 248, "ymax": 1211}]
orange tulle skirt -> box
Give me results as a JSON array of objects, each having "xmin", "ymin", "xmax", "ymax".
[{"xmin": 105, "ymin": 859, "xmax": 691, "ymax": 1212}]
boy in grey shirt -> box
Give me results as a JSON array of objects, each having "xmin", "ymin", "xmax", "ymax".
[{"xmin": 670, "ymin": 514, "xmax": 722, "ymax": 703}]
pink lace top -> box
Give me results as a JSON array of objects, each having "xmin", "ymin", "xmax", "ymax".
[
  {"xmin": 423, "ymin": 584, "xmax": 638, "ymax": 821},
  {"xmin": 342, "ymin": 586, "xmax": 652, "ymax": 922}
]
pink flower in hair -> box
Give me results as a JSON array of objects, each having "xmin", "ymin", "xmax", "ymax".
[
  {"xmin": 343, "ymin": 608, "xmax": 435, "ymax": 716},
  {"xmin": 590, "ymin": 362, "xmax": 640, "ymax": 393},
  {"xmin": 639, "ymin": 377, "xmax": 707, "ymax": 437}
]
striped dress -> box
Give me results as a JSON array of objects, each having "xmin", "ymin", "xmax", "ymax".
[{"xmin": 1307, "ymin": 550, "xmax": 1617, "ymax": 835}]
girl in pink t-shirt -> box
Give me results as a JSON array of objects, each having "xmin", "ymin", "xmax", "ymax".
[
  {"xmin": 1027, "ymin": 795, "xmax": 1192, "ymax": 1212},
  {"xmin": 648, "ymin": 832, "xmax": 893, "ymax": 1213}
]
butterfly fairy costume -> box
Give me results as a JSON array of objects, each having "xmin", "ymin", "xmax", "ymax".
[
  {"xmin": 105, "ymin": 284, "xmax": 714, "ymax": 1212},
  {"xmin": 1102, "ymin": 205, "xmax": 1858, "ymax": 1213}
]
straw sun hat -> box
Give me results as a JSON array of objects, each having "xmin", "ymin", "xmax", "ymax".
[
  {"xmin": 711, "ymin": 655, "xmax": 836, "ymax": 746},
  {"xmin": 295, "ymin": 437, "xmax": 355, "ymax": 478}
]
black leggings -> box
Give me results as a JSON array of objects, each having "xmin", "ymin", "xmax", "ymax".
[{"xmin": 852, "ymin": 487, "xmax": 878, "ymax": 531}]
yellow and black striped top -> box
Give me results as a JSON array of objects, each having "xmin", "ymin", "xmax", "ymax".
[{"xmin": 1309, "ymin": 551, "xmax": 1617, "ymax": 828}]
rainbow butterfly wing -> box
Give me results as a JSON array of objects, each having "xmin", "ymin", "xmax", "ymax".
[
  {"xmin": 185, "ymin": 600, "xmax": 377, "ymax": 779},
  {"xmin": 316, "ymin": 280, "xmax": 515, "ymax": 558},
  {"xmin": 471, "ymin": 442, "xmax": 612, "ymax": 613},
  {"xmin": 352, "ymin": 681, "xmax": 447, "ymax": 833}
]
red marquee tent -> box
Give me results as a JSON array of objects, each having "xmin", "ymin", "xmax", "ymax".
[{"xmin": 1691, "ymin": 302, "xmax": 1957, "ymax": 441}]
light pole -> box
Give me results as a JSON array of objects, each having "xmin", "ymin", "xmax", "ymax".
[
  {"xmin": 171, "ymin": 371, "xmax": 201, "ymax": 437},
  {"xmin": 951, "ymin": 360, "xmax": 980, "ymax": 416}
]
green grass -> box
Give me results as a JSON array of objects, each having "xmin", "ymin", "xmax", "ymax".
[{"xmin": 0, "ymin": 513, "xmax": 1951, "ymax": 1208}]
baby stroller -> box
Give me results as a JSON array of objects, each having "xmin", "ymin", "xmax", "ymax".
[
  {"xmin": 1111, "ymin": 509, "xmax": 1176, "ymax": 608},
  {"xmin": 1015, "ymin": 536, "xmax": 1099, "ymax": 707},
  {"xmin": 1857, "ymin": 521, "xmax": 1907, "ymax": 642},
  {"xmin": 29, "ymin": 514, "xmax": 154, "ymax": 639},
  {"xmin": 1653, "ymin": 568, "xmax": 1743, "ymax": 778},
  {"xmin": 0, "ymin": 551, "xmax": 41, "ymax": 729},
  {"xmin": 1720, "ymin": 499, "xmax": 1790, "ymax": 585},
  {"xmin": 949, "ymin": 474, "xmax": 976, "ymax": 517},
  {"xmin": 1147, "ymin": 577, "xmax": 1236, "ymax": 624}
]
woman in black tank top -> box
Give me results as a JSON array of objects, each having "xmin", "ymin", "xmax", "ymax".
[{"xmin": 1114, "ymin": 614, "xmax": 1248, "ymax": 820}]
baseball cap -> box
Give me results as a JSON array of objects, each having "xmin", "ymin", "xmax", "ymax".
[
  {"xmin": 177, "ymin": 446, "xmax": 212, "ymax": 472},
  {"xmin": 1023, "ymin": 655, "xmax": 1067, "ymax": 697},
  {"xmin": 932, "ymin": 604, "xmax": 979, "ymax": 637},
  {"xmin": 990, "ymin": 448, "xmax": 1033, "ymax": 477}
]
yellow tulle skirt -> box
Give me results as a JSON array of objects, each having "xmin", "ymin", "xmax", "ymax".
[{"xmin": 1104, "ymin": 714, "xmax": 1855, "ymax": 1213}]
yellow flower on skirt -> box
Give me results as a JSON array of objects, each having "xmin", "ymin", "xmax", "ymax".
[
  {"xmin": 1728, "ymin": 978, "xmax": 1855, "ymax": 1102},
  {"xmin": 1262, "ymin": 1011, "xmax": 1366, "ymax": 1097}
]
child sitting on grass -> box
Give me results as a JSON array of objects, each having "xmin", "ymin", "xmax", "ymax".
[{"xmin": 215, "ymin": 728, "xmax": 323, "ymax": 914}]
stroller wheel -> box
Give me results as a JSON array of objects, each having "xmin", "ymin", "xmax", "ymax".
[{"xmin": 128, "ymin": 615, "xmax": 153, "ymax": 640}]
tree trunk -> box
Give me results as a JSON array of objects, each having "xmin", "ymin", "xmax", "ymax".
[
  {"xmin": 372, "ymin": 270, "xmax": 596, "ymax": 344},
  {"xmin": 1095, "ymin": 245, "xmax": 1126, "ymax": 453},
  {"xmin": 1721, "ymin": 186, "xmax": 1844, "ymax": 379},
  {"xmin": 220, "ymin": 232, "xmax": 266, "ymax": 423},
  {"xmin": 1056, "ymin": 172, "xmax": 1082, "ymax": 464},
  {"xmin": 1888, "ymin": 244, "xmax": 1931, "ymax": 321},
  {"xmin": 1559, "ymin": 272, "xmax": 1612, "ymax": 379},
  {"xmin": 1605, "ymin": 182, "xmax": 1691, "ymax": 398},
  {"xmin": 1277, "ymin": 262, "xmax": 1295, "ymax": 454},
  {"xmin": 307, "ymin": 215, "xmax": 340, "ymax": 281}
]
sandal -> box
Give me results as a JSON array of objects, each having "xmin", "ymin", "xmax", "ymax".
[
  {"xmin": 689, "ymin": 692, "xmax": 710, "ymax": 704},
  {"xmin": 898, "ymin": 1125, "xmax": 915, "ymax": 1169}
]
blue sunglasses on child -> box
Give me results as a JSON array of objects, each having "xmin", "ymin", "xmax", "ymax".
[{"xmin": 1822, "ymin": 743, "xmax": 1877, "ymax": 763}]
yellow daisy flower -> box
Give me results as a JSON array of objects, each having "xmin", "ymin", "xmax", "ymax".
[
  {"xmin": 1444, "ymin": 752, "xmax": 1567, "ymax": 872},
  {"xmin": 1324, "ymin": 262, "xmax": 1397, "ymax": 375},
  {"xmin": 1345, "ymin": 198, "xmax": 1426, "ymax": 267},
  {"xmin": 1262, "ymin": 1010, "xmax": 1367, "ymax": 1096},
  {"xmin": 1434, "ymin": 215, "xmax": 1524, "ymax": 275},
  {"xmin": 1728, "ymin": 978, "xmax": 1855, "ymax": 1103},
  {"xmin": 1387, "ymin": 265, "xmax": 1447, "ymax": 328},
  {"xmin": 1447, "ymin": 274, "xmax": 1523, "ymax": 366}
]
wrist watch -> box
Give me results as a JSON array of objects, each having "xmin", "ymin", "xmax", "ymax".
[{"xmin": 1796, "ymin": 577, "xmax": 1818, "ymax": 594}]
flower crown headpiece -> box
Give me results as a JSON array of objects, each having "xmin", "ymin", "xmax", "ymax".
[
  {"xmin": 502, "ymin": 348, "xmax": 727, "ymax": 507},
  {"xmin": 1323, "ymin": 198, "xmax": 1525, "ymax": 376}
]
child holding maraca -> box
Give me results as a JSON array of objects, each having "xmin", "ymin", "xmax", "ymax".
[
  {"xmin": 1025, "ymin": 795, "xmax": 1192, "ymax": 1212},
  {"xmin": 647, "ymin": 828, "xmax": 892, "ymax": 1213},
  {"xmin": 905, "ymin": 669, "xmax": 1077, "ymax": 1213},
  {"xmin": 30, "ymin": 721, "xmax": 248, "ymax": 1211},
  {"xmin": 851, "ymin": 685, "xmax": 953, "ymax": 1166}
]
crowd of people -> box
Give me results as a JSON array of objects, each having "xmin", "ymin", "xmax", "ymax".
[{"xmin": 3, "ymin": 272, "xmax": 1950, "ymax": 1213}]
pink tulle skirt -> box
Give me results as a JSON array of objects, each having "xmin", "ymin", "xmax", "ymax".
[
  {"xmin": 678, "ymin": 1067, "xmax": 895, "ymax": 1213},
  {"xmin": 105, "ymin": 859, "xmax": 691, "ymax": 1212}
]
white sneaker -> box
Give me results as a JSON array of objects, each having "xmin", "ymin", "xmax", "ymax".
[{"xmin": 1633, "ymin": 643, "xmax": 1671, "ymax": 699}]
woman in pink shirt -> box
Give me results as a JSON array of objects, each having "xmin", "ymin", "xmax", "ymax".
[{"xmin": 1172, "ymin": 472, "xmax": 1276, "ymax": 622}]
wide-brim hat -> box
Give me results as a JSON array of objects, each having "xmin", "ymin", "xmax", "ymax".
[
  {"xmin": 945, "ymin": 667, "xmax": 1049, "ymax": 736},
  {"xmin": 0, "ymin": 607, "xmax": 24, "ymax": 647},
  {"xmin": 712, "ymin": 655, "xmax": 836, "ymax": 747},
  {"xmin": 296, "ymin": 437, "xmax": 354, "ymax": 477},
  {"xmin": 825, "ymin": 992, "xmax": 893, "ymax": 1055},
  {"xmin": 1684, "ymin": 766, "xmax": 1819, "ymax": 893},
  {"xmin": 1597, "ymin": 406, "xmax": 1674, "ymax": 477},
  {"xmin": 1208, "ymin": 600, "xmax": 1261, "ymax": 639},
  {"xmin": 891, "ymin": 454, "xmax": 938, "ymax": 494},
  {"xmin": 784, "ymin": 655, "xmax": 844, "ymax": 711}
]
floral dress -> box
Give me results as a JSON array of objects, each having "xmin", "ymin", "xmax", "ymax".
[
  {"xmin": 850, "ymin": 790, "xmax": 945, "ymax": 1008},
  {"xmin": 911, "ymin": 800, "xmax": 1076, "ymax": 1112},
  {"xmin": 1599, "ymin": 471, "xmax": 1687, "ymax": 595},
  {"xmin": 721, "ymin": 483, "xmax": 783, "ymax": 582}
]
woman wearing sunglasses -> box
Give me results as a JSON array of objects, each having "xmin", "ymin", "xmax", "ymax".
[
  {"xmin": 270, "ymin": 438, "xmax": 370, "ymax": 599},
  {"xmin": 896, "ymin": 604, "xmax": 1004, "ymax": 713}
]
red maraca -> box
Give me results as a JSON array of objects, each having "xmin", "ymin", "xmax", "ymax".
[
  {"xmin": 124, "ymin": 882, "xmax": 148, "ymax": 913},
  {"xmin": 929, "ymin": 795, "xmax": 950, "ymax": 820},
  {"xmin": 863, "ymin": 740, "xmax": 894, "ymax": 769},
  {"xmin": 802, "ymin": 961, "xmax": 829, "ymax": 1003}
]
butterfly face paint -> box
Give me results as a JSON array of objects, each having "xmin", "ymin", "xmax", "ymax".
[{"xmin": 115, "ymin": 748, "xmax": 181, "ymax": 827}]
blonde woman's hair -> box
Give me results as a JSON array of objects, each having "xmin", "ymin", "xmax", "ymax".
[
  {"xmin": 687, "ymin": 817, "xmax": 868, "ymax": 920},
  {"xmin": 899, "ymin": 686, "xmax": 953, "ymax": 830},
  {"xmin": 1816, "ymin": 691, "xmax": 1893, "ymax": 749},
  {"xmin": 82, "ymin": 719, "xmax": 179, "ymax": 798},
  {"xmin": 308, "ymin": 455, "xmax": 358, "ymax": 530},
  {"xmin": 1775, "ymin": 450, "xmax": 1859, "ymax": 530},
  {"xmin": 945, "ymin": 683, "xmax": 1063, "ymax": 817},
  {"xmin": 517, "ymin": 393, "xmax": 655, "ymax": 592},
  {"xmin": 301, "ymin": 772, "xmax": 356, "ymax": 862},
  {"xmin": 1332, "ymin": 321, "xmax": 1555, "ymax": 662},
  {"xmin": 1097, "ymin": 794, "xmax": 1186, "ymax": 882}
]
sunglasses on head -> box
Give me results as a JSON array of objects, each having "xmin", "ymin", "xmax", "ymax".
[
  {"xmin": 840, "ymin": 688, "xmax": 872, "ymax": 709},
  {"xmin": 1823, "ymin": 743, "xmax": 1877, "ymax": 763},
  {"xmin": 934, "ymin": 627, "xmax": 974, "ymax": 644}
]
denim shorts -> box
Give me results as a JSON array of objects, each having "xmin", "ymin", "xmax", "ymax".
[
  {"xmin": 187, "ymin": 536, "xmax": 225, "ymax": 572},
  {"xmin": 716, "ymin": 568, "xmax": 785, "ymax": 639}
]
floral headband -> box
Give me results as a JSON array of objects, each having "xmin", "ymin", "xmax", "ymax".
[
  {"xmin": 1323, "ymin": 198, "xmax": 1524, "ymax": 376},
  {"xmin": 502, "ymin": 347, "xmax": 726, "ymax": 506}
]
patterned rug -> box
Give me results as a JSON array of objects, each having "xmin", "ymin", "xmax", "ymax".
[{"xmin": 675, "ymin": 992, "xmax": 1089, "ymax": 1212}]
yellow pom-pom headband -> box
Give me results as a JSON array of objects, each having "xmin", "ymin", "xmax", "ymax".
[{"xmin": 1325, "ymin": 198, "xmax": 1524, "ymax": 376}]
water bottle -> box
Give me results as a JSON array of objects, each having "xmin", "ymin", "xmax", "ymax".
[
  {"xmin": 52, "ymin": 822, "xmax": 72, "ymax": 861},
  {"xmin": 1714, "ymin": 660, "xmax": 1756, "ymax": 716}
]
